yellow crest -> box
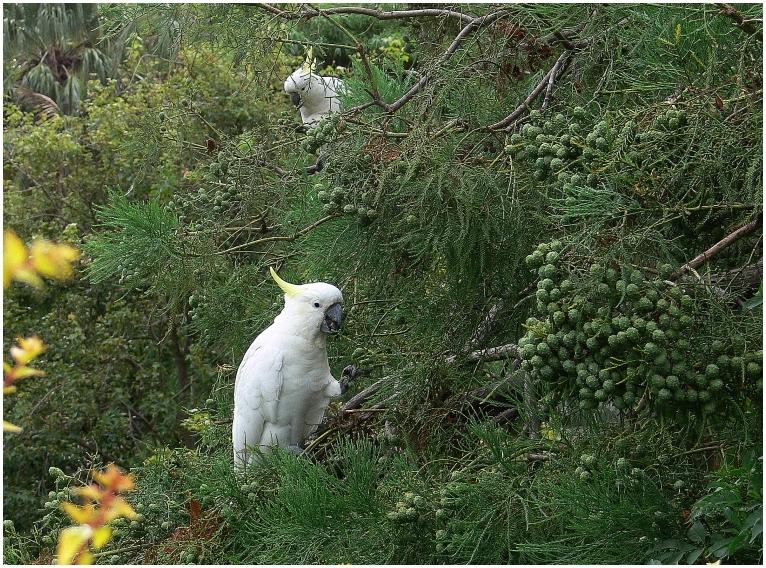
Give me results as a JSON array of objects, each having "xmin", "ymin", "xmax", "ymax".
[
  {"xmin": 270, "ymin": 267, "xmax": 301, "ymax": 298},
  {"xmin": 301, "ymin": 47, "xmax": 316, "ymax": 73}
]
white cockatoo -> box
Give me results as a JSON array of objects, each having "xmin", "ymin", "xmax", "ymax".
[
  {"xmin": 232, "ymin": 267, "xmax": 345, "ymax": 468},
  {"xmin": 284, "ymin": 48, "xmax": 343, "ymax": 129}
]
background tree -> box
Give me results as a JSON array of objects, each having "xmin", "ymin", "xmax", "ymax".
[{"xmin": 3, "ymin": 3, "xmax": 123, "ymax": 114}]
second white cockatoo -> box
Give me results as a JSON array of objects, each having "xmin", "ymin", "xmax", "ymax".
[
  {"xmin": 284, "ymin": 49, "xmax": 343, "ymax": 129},
  {"xmin": 232, "ymin": 267, "xmax": 345, "ymax": 468}
]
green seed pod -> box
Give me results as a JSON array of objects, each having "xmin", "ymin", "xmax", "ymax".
[
  {"xmin": 651, "ymin": 374, "xmax": 666, "ymax": 389},
  {"xmin": 709, "ymin": 378, "xmax": 724, "ymax": 392}
]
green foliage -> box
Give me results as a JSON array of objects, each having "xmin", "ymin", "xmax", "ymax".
[
  {"xmin": 3, "ymin": 38, "xmax": 267, "ymax": 532},
  {"xmin": 3, "ymin": 4, "xmax": 118, "ymax": 114}
]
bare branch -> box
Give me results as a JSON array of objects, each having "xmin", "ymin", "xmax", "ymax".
[
  {"xmin": 672, "ymin": 214, "xmax": 763, "ymax": 279},
  {"xmin": 258, "ymin": 3, "xmax": 479, "ymax": 25},
  {"xmin": 384, "ymin": 10, "xmax": 508, "ymax": 114},
  {"xmin": 541, "ymin": 51, "xmax": 571, "ymax": 110},
  {"xmin": 446, "ymin": 343, "xmax": 518, "ymax": 365},
  {"xmin": 214, "ymin": 214, "xmax": 342, "ymax": 255},
  {"xmin": 341, "ymin": 378, "xmax": 385, "ymax": 412},
  {"xmin": 487, "ymin": 50, "xmax": 572, "ymax": 130}
]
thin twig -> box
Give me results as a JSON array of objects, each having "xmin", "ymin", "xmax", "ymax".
[
  {"xmin": 672, "ymin": 214, "xmax": 762, "ymax": 278},
  {"xmin": 716, "ymin": 4, "xmax": 762, "ymax": 40},
  {"xmin": 258, "ymin": 4, "xmax": 478, "ymax": 25},
  {"xmin": 214, "ymin": 214, "xmax": 341, "ymax": 255},
  {"xmin": 445, "ymin": 343, "xmax": 518, "ymax": 365},
  {"xmin": 488, "ymin": 50, "xmax": 572, "ymax": 130},
  {"xmin": 384, "ymin": 10, "xmax": 508, "ymax": 114},
  {"xmin": 341, "ymin": 378, "xmax": 384, "ymax": 412}
]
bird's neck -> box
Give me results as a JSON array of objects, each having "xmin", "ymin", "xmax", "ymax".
[
  {"xmin": 301, "ymin": 77, "xmax": 330, "ymax": 107},
  {"xmin": 273, "ymin": 311, "xmax": 327, "ymax": 349}
]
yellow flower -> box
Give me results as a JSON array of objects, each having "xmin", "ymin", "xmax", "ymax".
[
  {"xmin": 56, "ymin": 464, "xmax": 137, "ymax": 564},
  {"xmin": 4, "ymin": 337, "xmax": 46, "ymax": 411},
  {"xmin": 61, "ymin": 502, "xmax": 100, "ymax": 525}
]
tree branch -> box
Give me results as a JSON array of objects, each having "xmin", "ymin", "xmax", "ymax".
[
  {"xmin": 258, "ymin": 4, "xmax": 478, "ymax": 25},
  {"xmin": 487, "ymin": 50, "xmax": 572, "ymax": 130},
  {"xmin": 716, "ymin": 4, "xmax": 762, "ymax": 40},
  {"xmin": 214, "ymin": 214, "xmax": 341, "ymax": 255},
  {"xmin": 383, "ymin": 10, "xmax": 508, "ymax": 114},
  {"xmin": 672, "ymin": 214, "xmax": 762, "ymax": 279},
  {"xmin": 341, "ymin": 378, "xmax": 384, "ymax": 413}
]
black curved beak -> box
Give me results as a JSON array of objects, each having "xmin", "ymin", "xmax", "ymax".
[
  {"xmin": 321, "ymin": 303, "xmax": 344, "ymax": 334},
  {"xmin": 289, "ymin": 92, "xmax": 302, "ymax": 108}
]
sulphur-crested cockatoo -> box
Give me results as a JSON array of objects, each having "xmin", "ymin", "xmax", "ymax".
[
  {"xmin": 284, "ymin": 48, "xmax": 343, "ymax": 129},
  {"xmin": 233, "ymin": 268, "xmax": 345, "ymax": 468}
]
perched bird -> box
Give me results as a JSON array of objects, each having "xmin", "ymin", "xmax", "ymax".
[
  {"xmin": 233, "ymin": 268, "xmax": 345, "ymax": 468},
  {"xmin": 284, "ymin": 48, "xmax": 343, "ymax": 129}
]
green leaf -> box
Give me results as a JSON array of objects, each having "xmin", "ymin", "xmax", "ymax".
[
  {"xmin": 687, "ymin": 520, "xmax": 707, "ymax": 544},
  {"xmin": 745, "ymin": 508, "xmax": 763, "ymax": 543},
  {"xmin": 685, "ymin": 548, "xmax": 703, "ymax": 564},
  {"xmin": 742, "ymin": 285, "xmax": 763, "ymax": 311}
]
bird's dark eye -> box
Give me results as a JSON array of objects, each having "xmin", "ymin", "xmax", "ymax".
[{"xmin": 313, "ymin": 302, "xmax": 321, "ymax": 308}]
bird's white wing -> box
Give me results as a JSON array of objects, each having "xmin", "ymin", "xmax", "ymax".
[{"xmin": 232, "ymin": 344, "xmax": 284, "ymax": 466}]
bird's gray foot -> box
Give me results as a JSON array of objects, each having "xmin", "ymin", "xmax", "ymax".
[{"xmin": 340, "ymin": 364, "xmax": 367, "ymax": 395}]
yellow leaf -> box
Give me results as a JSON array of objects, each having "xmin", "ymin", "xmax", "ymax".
[
  {"xmin": 61, "ymin": 502, "xmax": 98, "ymax": 525},
  {"xmin": 72, "ymin": 485, "xmax": 103, "ymax": 502},
  {"xmin": 30, "ymin": 239, "xmax": 79, "ymax": 280},
  {"xmin": 3, "ymin": 420, "xmax": 22, "ymax": 433},
  {"xmin": 11, "ymin": 366, "xmax": 45, "ymax": 380},
  {"xmin": 4, "ymin": 386, "xmax": 17, "ymax": 395},
  {"xmin": 4, "ymin": 230, "xmax": 28, "ymax": 288},
  {"xmin": 91, "ymin": 526, "xmax": 112, "ymax": 549},
  {"xmin": 92, "ymin": 464, "xmax": 135, "ymax": 492},
  {"xmin": 55, "ymin": 525, "xmax": 92, "ymax": 565},
  {"xmin": 100, "ymin": 497, "xmax": 138, "ymax": 523},
  {"xmin": 10, "ymin": 336, "xmax": 46, "ymax": 365},
  {"xmin": 675, "ymin": 23, "xmax": 682, "ymax": 45}
]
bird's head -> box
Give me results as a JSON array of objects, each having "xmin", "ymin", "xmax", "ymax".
[
  {"xmin": 283, "ymin": 48, "xmax": 323, "ymax": 109},
  {"xmin": 270, "ymin": 267, "xmax": 344, "ymax": 334}
]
